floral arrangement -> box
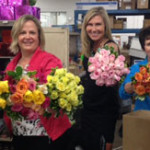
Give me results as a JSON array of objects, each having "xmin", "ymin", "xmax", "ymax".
[
  {"xmin": 45, "ymin": 68, "xmax": 84, "ymax": 120},
  {"xmin": 0, "ymin": 67, "xmax": 84, "ymax": 121},
  {"xmin": 132, "ymin": 64, "xmax": 150, "ymax": 101},
  {"xmin": 88, "ymin": 46, "xmax": 130, "ymax": 86}
]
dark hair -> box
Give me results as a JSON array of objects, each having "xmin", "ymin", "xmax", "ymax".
[{"xmin": 139, "ymin": 26, "xmax": 150, "ymax": 50}]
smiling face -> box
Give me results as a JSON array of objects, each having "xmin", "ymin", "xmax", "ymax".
[
  {"xmin": 18, "ymin": 20, "xmax": 39, "ymax": 54},
  {"xmin": 86, "ymin": 15, "xmax": 105, "ymax": 42},
  {"xmin": 144, "ymin": 38, "xmax": 150, "ymax": 60}
]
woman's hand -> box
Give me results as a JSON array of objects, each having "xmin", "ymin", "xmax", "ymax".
[{"xmin": 125, "ymin": 82, "xmax": 134, "ymax": 94}]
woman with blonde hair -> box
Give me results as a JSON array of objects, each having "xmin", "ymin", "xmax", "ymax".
[
  {"xmin": 79, "ymin": 7, "xmax": 120, "ymax": 150},
  {"xmin": 4, "ymin": 14, "xmax": 71, "ymax": 150}
]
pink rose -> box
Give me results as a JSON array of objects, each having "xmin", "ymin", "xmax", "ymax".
[
  {"xmin": 11, "ymin": 104, "xmax": 23, "ymax": 112},
  {"xmin": 88, "ymin": 64, "xmax": 96, "ymax": 72},
  {"xmin": 117, "ymin": 55, "xmax": 125, "ymax": 62}
]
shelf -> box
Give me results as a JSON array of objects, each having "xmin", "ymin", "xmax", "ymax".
[
  {"xmin": 0, "ymin": 20, "xmax": 15, "ymax": 27},
  {"xmin": 112, "ymin": 29, "xmax": 141, "ymax": 34},
  {"xmin": 74, "ymin": 9, "xmax": 150, "ymax": 32}
]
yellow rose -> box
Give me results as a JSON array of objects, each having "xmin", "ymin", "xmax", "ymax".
[
  {"xmin": 60, "ymin": 76, "xmax": 69, "ymax": 84},
  {"xmin": 70, "ymin": 92, "xmax": 78, "ymax": 102},
  {"xmin": 56, "ymin": 81, "xmax": 66, "ymax": 91},
  {"xmin": 75, "ymin": 76, "xmax": 80, "ymax": 84},
  {"xmin": 47, "ymin": 83, "xmax": 54, "ymax": 90},
  {"xmin": 68, "ymin": 81, "xmax": 77, "ymax": 90},
  {"xmin": 47, "ymin": 75, "xmax": 53, "ymax": 83},
  {"xmin": 76, "ymin": 85, "xmax": 84, "ymax": 95},
  {"xmin": 33, "ymin": 90, "xmax": 46, "ymax": 105},
  {"xmin": 66, "ymin": 73, "xmax": 75, "ymax": 80},
  {"xmin": 51, "ymin": 90, "xmax": 58, "ymax": 100},
  {"xmin": 0, "ymin": 81, "xmax": 9, "ymax": 94},
  {"xmin": 59, "ymin": 92, "xmax": 67, "ymax": 98},
  {"xmin": 66, "ymin": 103, "xmax": 72, "ymax": 112},
  {"xmin": 24, "ymin": 90, "xmax": 34, "ymax": 103},
  {"xmin": 59, "ymin": 98, "xmax": 68, "ymax": 109},
  {"xmin": 55, "ymin": 68, "xmax": 67, "ymax": 77},
  {"xmin": 52, "ymin": 76, "xmax": 59, "ymax": 84},
  {"xmin": 0, "ymin": 98, "xmax": 6, "ymax": 109},
  {"xmin": 71, "ymin": 99, "xmax": 79, "ymax": 107},
  {"xmin": 65, "ymin": 87, "xmax": 71, "ymax": 94}
]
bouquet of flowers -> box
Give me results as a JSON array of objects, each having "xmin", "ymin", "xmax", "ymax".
[
  {"xmin": 45, "ymin": 68, "xmax": 84, "ymax": 120},
  {"xmin": 88, "ymin": 46, "xmax": 130, "ymax": 86},
  {"xmin": 132, "ymin": 64, "xmax": 150, "ymax": 101},
  {"xmin": 0, "ymin": 66, "xmax": 84, "ymax": 122}
]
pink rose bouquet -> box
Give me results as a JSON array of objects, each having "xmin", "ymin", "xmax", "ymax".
[{"xmin": 88, "ymin": 46, "xmax": 130, "ymax": 86}]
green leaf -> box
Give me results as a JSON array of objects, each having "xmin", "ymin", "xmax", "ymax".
[
  {"xmin": 7, "ymin": 71, "xmax": 16, "ymax": 78},
  {"xmin": 16, "ymin": 66, "xmax": 23, "ymax": 76},
  {"xmin": 27, "ymin": 71, "xmax": 37, "ymax": 77}
]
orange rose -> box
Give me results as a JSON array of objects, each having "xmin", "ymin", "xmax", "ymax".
[
  {"xmin": 135, "ymin": 84, "xmax": 146, "ymax": 96},
  {"xmin": 135, "ymin": 73, "xmax": 143, "ymax": 82},
  {"xmin": 10, "ymin": 92, "xmax": 23, "ymax": 104},
  {"xmin": 16, "ymin": 79, "xmax": 29, "ymax": 94},
  {"xmin": 140, "ymin": 66, "xmax": 147, "ymax": 75}
]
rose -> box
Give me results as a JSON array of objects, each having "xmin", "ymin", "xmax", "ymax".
[
  {"xmin": 11, "ymin": 104, "xmax": 23, "ymax": 112},
  {"xmin": 140, "ymin": 66, "xmax": 147, "ymax": 75},
  {"xmin": 59, "ymin": 98, "xmax": 68, "ymax": 109},
  {"xmin": 0, "ymin": 98, "xmax": 6, "ymax": 109},
  {"xmin": 33, "ymin": 90, "xmax": 46, "ymax": 105},
  {"xmin": 56, "ymin": 81, "xmax": 66, "ymax": 91},
  {"xmin": 10, "ymin": 92, "xmax": 23, "ymax": 104},
  {"xmin": 16, "ymin": 79, "xmax": 28, "ymax": 94},
  {"xmin": 51, "ymin": 90, "xmax": 58, "ymax": 100},
  {"xmin": 135, "ymin": 73, "xmax": 143, "ymax": 82},
  {"xmin": 24, "ymin": 90, "xmax": 34, "ymax": 103},
  {"xmin": 0, "ymin": 81, "xmax": 9, "ymax": 94},
  {"xmin": 134, "ymin": 84, "xmax": 146, "ymax": 96}
]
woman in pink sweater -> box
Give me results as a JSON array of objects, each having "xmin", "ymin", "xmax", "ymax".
[{"xmin": 4, "ymin": 14, "xmax": 71, "ymax": 150}]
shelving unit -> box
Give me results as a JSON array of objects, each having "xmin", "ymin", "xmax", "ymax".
[
  {"xmin": 74, "ymin": 9, "xmax": 150, "ymax": 33},
  {"xmin": 0, "ymin": 21, "xmax": 14, "ymax": 71}
]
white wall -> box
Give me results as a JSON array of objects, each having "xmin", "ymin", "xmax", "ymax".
[{"xmin": 35, "ymin": 0, "xmax": 80, "ymax": 24}]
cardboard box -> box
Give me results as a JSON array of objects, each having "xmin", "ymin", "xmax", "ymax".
[
  {"xmin": 143, "ymin": 19, "xmax": 150, "ymax": 28},
  {"xmin": 137, "ymin": 0, "xmax": 149, "ymax": 9},
  {"xmin": 121, "ymin": 0, "xmax": 136, "ymax": 9},
  {"xmin": 123, "ymin": 110, "xmax": 150, "ymax": 150},
  {"xmin": 113, "ymin": 19, "xmax": 123, "ymax": 29},
  {"xmin": 109, "ymin": 15, "xmax": 114, "ymax": 29}
]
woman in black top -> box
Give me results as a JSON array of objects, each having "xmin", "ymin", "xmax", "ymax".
[{"xmin": 79, "ymin": 7, "xmax": 120, "ymax": 150}]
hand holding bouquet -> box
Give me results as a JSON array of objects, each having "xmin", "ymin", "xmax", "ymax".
[
  {"xmin": 132, "ymin": 64, "xmax": 150, "ymax": 101},
  {"xmin": 88, "ymin": 46, "xmax": 130, "ymax": 86}
]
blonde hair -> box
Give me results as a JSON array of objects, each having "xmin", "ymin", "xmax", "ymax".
[
  {"xmin": 81, "ymin": 7, "xmax": 113, "ymax": 57},
  {"xmin": 10, "ymin": 15, "xmax": 45, "ymax": 54}
]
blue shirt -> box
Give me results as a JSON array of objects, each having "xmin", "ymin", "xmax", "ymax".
[{"xmin": 119, "ymin": 57, "xmax": 150, "ymax": 111}]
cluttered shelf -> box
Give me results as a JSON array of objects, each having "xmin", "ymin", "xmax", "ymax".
[{"xmin": 74, "ymin": 9, "xmax": 150, "ymax": 33}]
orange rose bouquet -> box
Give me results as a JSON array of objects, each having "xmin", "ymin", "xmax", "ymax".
[
  {"xmin": 0, "ymin": 66, "xmax": 47, "ymax": 120},
  {"xmin": 132, "ymin": 64, "xmax": 150, "ymax": 101}
]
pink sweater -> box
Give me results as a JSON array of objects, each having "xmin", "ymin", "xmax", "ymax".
[{"xmin": 4, "ymin": 47, "xmax": 71, "ymax": 141}]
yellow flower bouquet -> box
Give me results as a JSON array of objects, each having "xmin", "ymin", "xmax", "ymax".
[
  {"xmin": 45, "ymin": 68, "xmax": 84, "ymax": 120},
  {"xmin": 0, "ymin": 67, "xmax": 84, "ymax": 122}
]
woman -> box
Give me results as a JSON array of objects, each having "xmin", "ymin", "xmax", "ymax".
[
  {"xmin": 3, "ymin": 15, "xmax": 71, "ymax": 150},
  {"xmin": 79, "ymin": 7, "xmax": 120, "ymax": 150},
  {"xmin": 119, "ymin": 26, "xmax": 150, "ymax": 111}
]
